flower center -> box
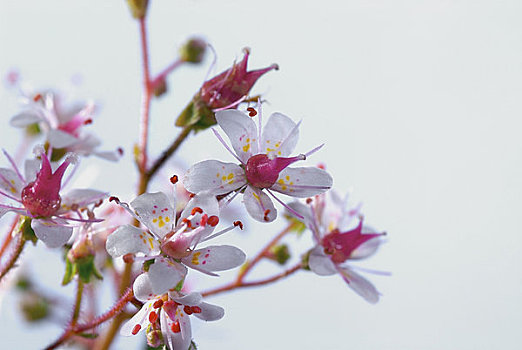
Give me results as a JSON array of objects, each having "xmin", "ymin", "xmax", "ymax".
[{"xmin": 245, "ymin": 153, "xmax": 305, "ymax": 188}]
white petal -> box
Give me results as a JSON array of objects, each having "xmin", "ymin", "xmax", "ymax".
[
  {"xmin": 243, "ymin": 186, "xmax": 277, "ymax": 222},
  {"xmin": 286, "ymin": 201, "xmax": 315, "ymax": 230},
  {"xmin": 338, "ymin": 266, "xmax": 380, "ymax": 304},
  {"xmin": 10, "ymin": 111, "xmax": 43, "ymax": 127},
  {"xmin": 178, "ymin": 192, "xmax": 220, "ymax": 244},
  {"xmin": 0, "ymin": 207, "xmax": 8, "ymax": 219},
  {"xmin": 183, "ymin": 160, "xmax": 246, "ymax": 195},
  {"xmin": 309, "ymin": 245, "xmax": 337, "ymax": 276},
  {"xmin": 47, "ymin": 129, "xmax": 79, "ymax": 148},
  {"xmin": 0, "ymin": 168, "xmax": 24, "ymax": 198},
  {"xmin": 93, "ymin": 150, "xmax": 120, "ymax": 161},
  {"xmin": 147, "ymin": 257, "xmax": 187, "ymax": 295},
  {"xmin": 161, "ymin": 307, "xmax": 192, "ymax": 350},
  {"xmin": 105, "ymin": 225, "xmax": 159, "ymax": 258},
  {"xmin": 172, "ymin": 292, "xmax": 202, "ymax": 306},
  {"xmin": 61, "ymin": 189, "xmax": 107, "ymax": 209},
  {"xmin": 131, "ymin": 192, "xmax": 175, "ymax": 239},
  {"xmin": 133, "ymin": 273, "xmax": 157, "ymax": 302},
  {"xmin": 350, "ymin": 236, "xmax": 382, "ymax": 259},
  {"xmin": 215, "ymin": 109, "xmax": 259, "ymax": 163},
  {"xmin": 31, "ymin": 220, "xmax": 73, "ymax": 248},
  {"xmin": 194, "ymin": 302, "xmax": 224, "ymax": 322},
  {"xmin": 271, "ymin": 167, "xmax": 333, "ymax": 198},
  {"xmin": 261, "ymin": 112, "xmax": 299, "ymax": 158},
  {"xmin": 24, "ymin": 159, "xmax": 41, "ymax": 183},
  {"xmin": 120, "ymin": 300, "xmax": 154, "ymax": 336},
  {"xmin": 181, "ymin": 245, "xmax": 246, "ymax": 273}
]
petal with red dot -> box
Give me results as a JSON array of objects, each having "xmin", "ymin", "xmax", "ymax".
[
  {"xmin": 147, "ymin": 258, "xmax": 187, "ymax": 295},
  {"xmin": 183, "ymin": 160, "xmax": 246, "ymax": 195},
  {"xmin": 243, "ymin": 186, "xmax": 277, "ymax": 222},
  {"xmin": 180, "ymin": 245, "xmax": 246, "ymax": 273},
  {"xmin": 106, "ymin": 224, "xmax": 159, "ymax": 258},
  {"xmin": 31, "ymin": 220, "xmax": 73, "ymax": 248},
  {"xmin": 271, "ymin": 167, "xmax": 333, "ymax": 198},
  {"xmin": 215, "ymin": 109, "xmax": 259, "ymax": 163},
  {"xmin": 131, "ymin": 192, "xmax": 175, "ymax": 239},
  {"xmin": 261, "ymin": 112, "xmax": 299, "ymax": 159}
]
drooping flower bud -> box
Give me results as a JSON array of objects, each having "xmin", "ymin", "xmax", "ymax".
[
  {"xmin": 179, "ymin": 37, "xmax": 207, "ymax": 64},
  {"xmin": 176, "ymin": 48, "xmax": 278, "ymax": 130},
  {"xmin": 21, "ymin": 151, "xmax": 76, "ymax": 217},
  {"xmin": 126, "ymin": 0, "xmax": 149, "ymax": 19}
]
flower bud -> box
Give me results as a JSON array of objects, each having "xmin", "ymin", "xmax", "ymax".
[
  {"xmin": 270, "ymin": 244, "xmax": 291, "ymax": 265},
  {"xmin": 20, "ymin": 292, "xmax": 50, "ymax": 322},
  {"xmin": 146, "ymin": 327, "xmax": 164, "ymax": 348},
  {"xmin": 179, "ymin": 37, "xmax": 207, "ymax": 64},
  {"xmin": 67, "ymin": 235, "xmax": 95, "ymax": 263},
  {"xmin": 126, "ymin": 0, "xmax": 149, "ymax": 19}
]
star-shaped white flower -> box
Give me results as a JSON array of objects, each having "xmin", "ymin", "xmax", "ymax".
[{"xmin": 183, "ymin": 108, "xmax": 333, "ymax": 222}]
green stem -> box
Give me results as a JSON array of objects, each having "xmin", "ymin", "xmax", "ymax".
[{"xmin": 71, "ymin": 279, "xmax": 84, "ymax": 326}]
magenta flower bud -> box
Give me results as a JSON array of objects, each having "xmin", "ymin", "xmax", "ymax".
[
  {"xmin": 200, "ymin": 48, "xmax": 278, "ymax": 110},
  {"xmin": 245, "ymin": 154, "xmax": 305, "ymax": 189},
  {"xmin": 21, "ymin": 152, "xmax": 75, "ymax": 217}
]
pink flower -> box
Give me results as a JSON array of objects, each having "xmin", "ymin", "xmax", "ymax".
[
  {"xmin": 183, "ymin": 107, "xmax": 333, "ymax": 222},
  {"xmin": 10, "ymin": 91, "xmax": 121, "ymax": 161},
  {"xmin": 291, "ymin": 191, "xmax": 387, "ymax": 303},
  {"xmin": 121, "ymin": 273, "xmax": 224, "ymax": 350},
  {"xmin": 106, "ymin": 191, "xmax": 245, "ymax": 296},
  {"xmin": 0, "ymin": 148, "xmax": 106, "ymax": 248}
]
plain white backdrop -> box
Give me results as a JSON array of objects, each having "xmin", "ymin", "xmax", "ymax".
[{"xmin": 1, "ymin": 0, "xmax": 521, "ymax": 349}]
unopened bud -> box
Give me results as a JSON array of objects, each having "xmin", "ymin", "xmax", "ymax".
[
  {"xmin": 179, "ymin": 38, "xmax": 207, "ymax": 64},
  {"xmin": 153, "ymin": 78, "xmax": 168, "ymax": 97},
  {"xmin": 126, "ymin": 0, "xmax": 149, "ymax": 19},
  {"xmin": 67, "ymin": 235, "xmax": 95, "ymax": 263},
  {"xmin": 20, "ymin": 293, "xmax": 50, "ymax": 322},
  {"xmin": 270, "ymin": 244, "xmax": 291, "ymax": 265},
  {"xmin": 146, "ymin": 327, "xmax": 164, "ymax": 348}
]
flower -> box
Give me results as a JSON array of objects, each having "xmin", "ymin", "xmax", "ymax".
[
  {"xmin": 175, "ymin": 48, "xmax": 278, "ymax": 131},
  {"xmin": 183, "ymin": 107, "xmax": 333, "ymax": 222},
  {"xmin": 121, "ymin": 273, "xmax": 224, "ymax": 350},
  {"xmin": 10, "ymin": 90, "xmax": 121, "ymax": 161},
  {"xmin": 106, "ymin": 191, "xmax": 245, "ymax": 296},
  {"xmin": 0, "ymin": 148, "xmax": 106, "ymax": 248},
  {"xmin": 292, "ymin": 191, "xmax": 387, "ymax": 303}
]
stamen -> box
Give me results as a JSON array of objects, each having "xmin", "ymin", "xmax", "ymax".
[
  {"xmin": 33, "ymin": 93, "xmax": 42, "ymax": 102},
  {"xmin": 109, "ymin": 196, "xmax": 120, "ymax": 203},
  {"xmin": 266, "ymin": 189, "xmax": 304, "ymax": 219},
  {"xmin": 149, "ymin": 311, "xmax": 158, "ymax": 323},
  {"xmin": 171, "ymin": 320, "xmax": 181, "ymax": 333},
  {"xmin": 117, "ymin": 147, "xmax": 124, "ymax": 156},
  {"xmin": 191, "ymin": 207, "xmax": 203, "ymax": 215},
  {"xmin": 304, "ymin": 144, "xmax": 324, "ymax": 158},
  {"xmin": 131, "ymin": 324, "xmax": 141, "ymax": 335},
  {"xmin": 170, "ymin": 175, "xmax": 179, "ymax": 184},
  {"xmin": 153, "ymin": 299, "xmax": 164, "ymax": 309},
  {"xmin": 263, "ymin": 209, "xmax": 271, "ymax": 222},
  {"xmin": 191, "ymin": 306, "xmax": 202, "ymax": 314},
  {"xmin": 83, "ymin": 118, "xmax": 93, "ymax": 125},
  {"xmin": 233, "ymin": 220, "xmax": 243, "ymax": 230},
  {"xmin": 200, "ymin": 214, "xmax": 208, "ymax": 227},
  {"xmin": 122, "ymin": 254, "xmax": 134, "ymax": 264},
  {"xmin": 3, "ymin": 149, "xmax": 25, "ymax": 183},
  {"xmin": 183, "ymin": 305, "xmax": 193, "ymax": 315},
  {"xmin": 211, "ymin": 128, "xmax": 244, "ymax": 164},
  {"xmin": 306, "ymin": 198, "xmax": 313, "ymax": 204},
  {"xmin": 247, "ymin": 107, "xmax": 257, "ymax": 117},
  {"xmin": 207, "ymin": 215, "xmax": 219, "ymax": 227}
]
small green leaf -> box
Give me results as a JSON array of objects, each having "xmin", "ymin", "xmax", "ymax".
[
  {"xmin": 62, "ymin": 256, "xmax": 74, "ymax": 286},
  {"xmin": 20, "ymin": 217, "xmax": 37, "ymax": 244},
  {"xmin": 143, "ymin": 259, "xmax": 155, "ymax": 272},
  {"xmin": 173, "ymin": 278, "xmax": 184, "ymax": 292}
]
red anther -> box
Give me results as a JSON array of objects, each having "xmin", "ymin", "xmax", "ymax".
[
  {"xmin": 191, "ymin": 306, "xmax": 202, "ymax": 314},
  {"xmin": 189, "ymin": 193, "xmax": 196, "ymax": 198},
  {"xmin": 200, "ymin": 214, "xmax": 208, "ymax": 227},
  {"xmin": 122, "ymin": 254, "xmax": 134, "ymax": 264},
  {"xmin": 149, "ymin": 311, "xmax": 158, "ymax": 323},
  {"xmin": 263, "ymin": 209, "xmax": 271, "ymax": 222},
  {"xmin": 208, "ymin": 216, "xmax": 219, "ymax": 227},
  {"xmin": 191, "ymin": 207, "xmax": 203, "ymax": 215},
  {"xmin": 33, "ymin": 93, "xmax": 42, "ymax": 102},
  {"xmin": 170, "ymin": 175, "xmax": 179, "ymax": 184},
  {"xmin": 117, "ymin": 147, "xmax": 124, "ymax": 155},
  {"xmin": 171, "ymin": 320, "xmax": 181, "ymax": 333},
  {"xmin": 131, "ymin": 324, "xmax": 141, "ymax": 335},
  {"xmin": 182, "ymin": 218, "xmax": 193, "ymax": 229},
  {"xmin": 317, "ymin": 163, "xmax": 326, "ymax": 170},
  {"xmin": 83, "ymin": 118, "xmax": 93, "ymax": 125},
  {"xmin": 306, "ymin": 198, "xmax": 313, "ymax": 204},
  {"xmin": 153, "ymin": 299, "xmax": 164, "ymax": 309},
  {"xmin": 183, "ymin": 305, "xmax": 193, "ymax": 315},
  {"xmin": 233, "ymin": 220, "xmax": 243, "ymax": 230},
  {"xmin": 109, "ymin": 196, "xmax": 120, "ymax": 203},
  {"xmin": 247, "ymin": 107, "xmax": 257, "ymax": 117}
]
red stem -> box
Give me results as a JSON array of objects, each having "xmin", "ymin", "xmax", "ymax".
[
  {"xmin": 137, "ymin": 16, "xmax": 152, "ymax": 175},
  {"xmin": 0, "ymin": 216, "xmax": 18, "ymax": 260}
]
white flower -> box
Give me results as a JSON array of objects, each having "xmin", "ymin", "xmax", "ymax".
[
  {"xmin": 183, "ymin": 107, "xmax": 333, "ymax": 223},
  {"xmin": 121, "ymin": 273, "xmax": 224, "ymax": 350},
  {"xmin": 106, "ymin": 191, "xmax": 245, "ymax": 296}
]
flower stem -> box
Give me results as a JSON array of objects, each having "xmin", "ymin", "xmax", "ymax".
[
  {"xmin": 0, "ymin": 215, "xmax": 19, "ymax": 260},
  {"xmin": 137, "ymin": 15, "xmax": 152, "ymax": 181},
  {"xmin": 0, "ymin": 234, "xmax": 26, "ymax": 281},
  {"xmin": 202, "ymin": 263, "xmax": 302, "ymax": 298},
  {"xmin": 145, "ymin": 125, "xmax": 193, "ymax": 183},
  {"xmin": 71, "ymin": 279, "xmax": 84, "ymax": 327}
]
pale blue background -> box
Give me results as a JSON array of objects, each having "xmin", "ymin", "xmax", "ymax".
[{"xmin": 1, "ymin": 1, "xmax": 521, "ymax": 349}]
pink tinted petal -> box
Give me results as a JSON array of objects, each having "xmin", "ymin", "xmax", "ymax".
[
  {"xmin": 31, "ymin": 219, "xmax": 73, "ymax": 248},
  {"xmin": 47, "ymin": 129, "xmax": 79, "ymax": 148},
  {"xmin": 183, "ymin": 160, "xmax": 246, "ymax": 195},
  {"xmin": 24, "ymin": 159, "xmax": 41, "ymax": 183},
  {"xmin": 0, "ymin": 168, "xmax": 24, "ymax": 198},
  {"xmin": 147, "ymin": 258, "xmax": 187, "ymax": 295},
  {"xmin": 215, "ymin": 109, "xmax": 259, "ymax": 163},
  {"xmin": 309, "ymin": 245, "xmax": 337, "ymax": 276},
  {"xmin": 193, "ymin": 302, "xmax": 224, "ymax": 321},
  {"xmin": 93, "ymin": 150, "xmax": 120, "ymax": 161},
  {"xmin": 338, "ymin": 266, "xmax": 380, "ymax": 304},
  {"xmin": 105, "ymin": 225, "xmax": 159, "ymax": 258},
  {"xmin": 179, "ymin": 192, "xmax": 220, "ymax": 228},
  {"xmin": 171, "ymin": 292, "xmax": 202, "ymax": 306},
  {"xmin": 243, "ymin": 186, "xmax": 277, "ymax": 222},
  {"xmin": 261, "ymin": 112, "xmax": 299, "ymax": 158},
  {"xmin": 131, "ymin": 192, "xmax": 175, "ymax": 239},
  {"xmin": 271, "ymin": 167, "xmax": 333, "ymax": 198},
  {"xmin": 10, "ymin": 111, "xmax": 43, "ymax": 127},
  {"xmin": 60, "ymin": 189, "xmax": 107, "ymax": 210},
  {"xmin": 180, "ymin": 245, "xmax": 246, "ymax": 272},
  {"xmin": 120, "ymin": 300, "xmax": 154, "ymax": 336},
  {"xmin": 133, "ymin": 273, "xmax": 157, "ymax": 302}
]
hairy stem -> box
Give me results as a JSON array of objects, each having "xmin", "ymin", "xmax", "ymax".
[
  {"xmin": 71, "ymin": 279, "xmax": 84, "ymax": 327},
  {"xmin": 0, "ymin": 215, "xmax": 19, "ymax": 260},
  {"xmin": 0, "ymin": 234, "xmax": 26, "ymax": 281}
]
